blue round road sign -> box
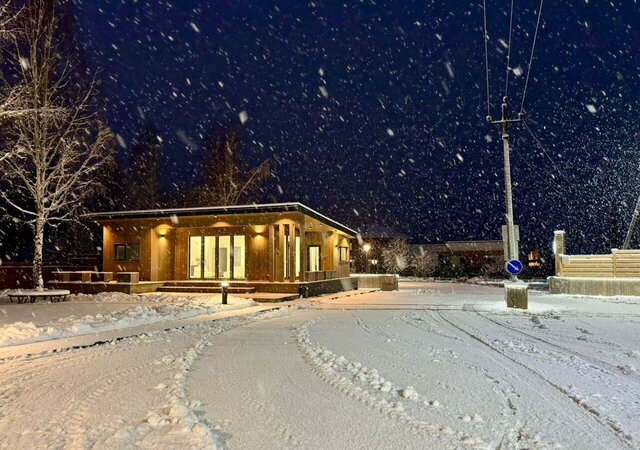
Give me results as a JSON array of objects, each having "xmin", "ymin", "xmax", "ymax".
[{"xmin": 505, "ymin": 259, "xmax": 524, "ymax": 275}]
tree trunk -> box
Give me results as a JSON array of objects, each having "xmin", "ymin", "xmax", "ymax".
[{"xmin": 33, "ymin": 216, "xmax": 45, "ymax": 291}]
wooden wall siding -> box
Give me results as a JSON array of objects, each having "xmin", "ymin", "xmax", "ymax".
[
  {"xmin": 103, "ymin": 224, "xmax": 152, "ymax": 280},
  {"xmin": 151, "ymin": 227, "xmax": 175, "ymax": 281},
  {"xmin": 246, "ymin": 230, "xmax": 268, "ymax": 281},
  {"xmin": 336, "ymin": 235, "xmax": 350, "ymax": 278},
  {"xmin": 305, "ymin": 231, "xmax": 334, "ymax": 271}
]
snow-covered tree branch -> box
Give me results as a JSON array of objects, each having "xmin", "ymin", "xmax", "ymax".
[{"xmin": 0, "ymin": 0, "xmax": 114, "ymax": 290}]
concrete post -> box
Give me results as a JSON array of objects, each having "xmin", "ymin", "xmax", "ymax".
[{"xmin": 554, "ymin": 231, "xmax": 566, "ymax": 276}]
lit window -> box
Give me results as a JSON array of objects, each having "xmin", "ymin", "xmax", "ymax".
[
  {"xmin": 114, "ymin": 243, "xmax": 141, "ymax": 261},
  {"xmin": 308, "ymin": 246, "xmax": 322, "ymax": 272}
]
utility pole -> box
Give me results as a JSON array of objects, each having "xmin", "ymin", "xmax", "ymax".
[
  {"xmin": 488, "ymin": 96, "xmax": 523, "ymax": 279},
  {"xmin": 623, "ymin": 194, "xmax": 640, "ymax": 249},
  {"xmin": 610, "ymin": 199, "xmax": 618, "ymax": 249}
]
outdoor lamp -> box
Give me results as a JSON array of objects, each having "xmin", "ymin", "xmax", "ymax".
[{"xmin": 221, "ymin": 281, "xmax": 229, "ymax": 305}]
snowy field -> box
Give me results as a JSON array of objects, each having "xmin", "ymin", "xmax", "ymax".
[
  {"xmin": 0, "ymin": 292, "xmax": 256, "ymax": 347},
  {"xmin": 0, "ymin": 282, "xmax": 639, "ymax": 449}
]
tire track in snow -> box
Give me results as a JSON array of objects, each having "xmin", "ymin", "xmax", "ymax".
[
  {"xmin": 238, "ymin": 390, "xmax": 303, "ymax": 448},
  {"xmin": 436, "ymin": 310, "xmax": 635, "ymax": 448},
  {"xmin": 296, "ymin": 319, "xmax": 488, "ymax": 449},
  {"xmin": 474, "ymin": 310, "xmax": 640, "ymax": 382},
  {"xmin": 355, "ymin": 311, "xmax": 527, "ymax": 449}
]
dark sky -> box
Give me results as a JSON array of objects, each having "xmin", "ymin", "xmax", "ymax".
[{"xmin": 70, "ymin": 0, "xmax": 640, "ymax": 254}]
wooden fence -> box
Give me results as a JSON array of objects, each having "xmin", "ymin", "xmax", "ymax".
[{"xmin": 558, "ymin": 249, "xmax": 640, "ymax": 278}]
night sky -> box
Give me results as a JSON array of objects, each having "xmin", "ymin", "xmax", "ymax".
[{"xmin": 70, "ymin": 0, "xmax": 640, "ymax": 254}]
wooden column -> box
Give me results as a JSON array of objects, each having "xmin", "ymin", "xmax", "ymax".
[
  {"xmin": 289, "ymin": 223, "xmax": 296, "ymax": 282},
  {"xmin": 300, "ymin": 221, "xmax": 307, "ymax": 282},
  {"xmin": 278, "ymin": 224, "xmax": 285, "ymax": 282},
  {"xmin": 268, "ymin": 224, "xmax": 275, "ymax": 282}
]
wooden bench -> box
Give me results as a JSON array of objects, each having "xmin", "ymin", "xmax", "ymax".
[
  {"xmin": 116, "ymin": 272, "xmax": 139, "ymax": 283},
  {"xmin": 7, "ymin": 289, "xmax": 71, "ymax": 304},
  {"xmin": 55, "ymin": 271, "xmax": 93, "ymax": 283},
  {"xmin": 91, "ymin": 272, "xmax": 114, "ymax": 282}
]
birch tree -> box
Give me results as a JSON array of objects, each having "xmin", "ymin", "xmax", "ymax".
[
  {"xmin": 0, "ymin": 0, "xmax": 114, "ymax": 290},
  {"xmin": 0, "ymin": 2, "xmax": 23, "ymax": 130}
]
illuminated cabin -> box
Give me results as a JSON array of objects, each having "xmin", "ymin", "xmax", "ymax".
[{"xmin": 87, "ymin": 203, "xmax": 355, "ymax": 290}]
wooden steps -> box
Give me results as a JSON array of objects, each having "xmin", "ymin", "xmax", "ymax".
[{"xmin": 157, "ymin": 281, "xmax": 256, "ymax": 294}]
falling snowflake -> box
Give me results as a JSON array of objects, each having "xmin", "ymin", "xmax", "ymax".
[
  {"xmin": 239, "ymin": 111, "xmax": 249, "ymax": 124},
  {"xmin": 387, "ymin": 128, "xmax": 395, "ymax": 137},
  {"xmin": 586, "ymin": 104, "xmax": 597, "ymax": 114}
]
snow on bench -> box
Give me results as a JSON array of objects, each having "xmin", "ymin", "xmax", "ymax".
[{"xmin": 7, "ymin": 289, "xmax": 71, "ymax": 304}]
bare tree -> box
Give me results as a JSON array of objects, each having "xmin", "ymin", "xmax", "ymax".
[
  {"xmin": 381, "ymin": 238, "xmax": 410, "ymax": 274},
  {"xmin": 124, "ymin": 121, "xmax": 163, "ymax": 209},
  {"xmin": 411, "ymin": 246, "xmax": 439, "ymax": 278},
  {"xmin": 194, "ymin": 129, "xmax": 271, "ymax": 206},
  {"xmin": 0, "ymin": 2, "xmax": 23, "ymax": 128},
  {"xmin": 0, "ymin": 0, "xmax": 114, "ymax": 290}
]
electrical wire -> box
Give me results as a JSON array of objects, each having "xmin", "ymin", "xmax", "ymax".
[
  {"xmin": 504, "ymin": 0, "xmax": 516, "ymax": 98},
  {"xmin": 483, "ymin": 0, "xmax": 491, "ymax": 117},
  {"xmin": 520, "ymin": 0, "xmax": 544, "ymax": 113}
]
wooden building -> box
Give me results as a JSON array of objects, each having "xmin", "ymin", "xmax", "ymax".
[{"xmin": 87, "ymin": 203, "xmax": 355, "ymax": 290}]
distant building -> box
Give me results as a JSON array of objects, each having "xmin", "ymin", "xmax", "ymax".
[
  {"xmin": 351, "ymin": 223, "xmax": 407, "ymax": 273},
  {"xmin": 411, "ymin": 240, "xmax": 504, "ymax": 271}
]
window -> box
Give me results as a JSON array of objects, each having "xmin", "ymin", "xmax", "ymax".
[
  {"xmin": 190, "ymin": 235, "xmax": 246, "ymax": 279},
  {"xmin": 189, "ymin": 237, "xmax": 203, "ymax": 278},
  {"xmin": 114, "ymin": 243, "xmax": 141, "ymax": 261},
  {"xmin": 308, "ymin": 245, "xmax": 322, "ymax": 272},
  {"xmin": 339, "ymin": 246, "xmax": 349, "ymax": 262}
]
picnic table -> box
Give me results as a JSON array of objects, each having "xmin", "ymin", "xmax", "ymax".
[{"xmin": 7, "ymin": 289, "xmax": 71, "ymax": 304}]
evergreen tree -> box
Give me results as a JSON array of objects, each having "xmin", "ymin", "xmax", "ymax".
[{"xmin": 124, "ymin": 121, "xmax": 163, "ymax": 210}]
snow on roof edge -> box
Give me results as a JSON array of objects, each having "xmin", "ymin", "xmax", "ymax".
[{"xmin": 84, "ymin": 202, "xmax": 357, "ymax": 237}]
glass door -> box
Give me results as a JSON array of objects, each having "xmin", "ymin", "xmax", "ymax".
[
  {"xmin": 189, "ymin": 234, "xmax": 246, "ymax": 279},
  {"xmin": 203, "ymin": 236, "xmax": 216, "ymax": 279},
  {"xmin": 233, "ymin": 235, "xmax": 246, "ymax": 279},
  {"xmin": 189, "ymin": 236, "xmax": 202, "ymax": 279},
  {"xmin": 218, "ymin": 236, "xmax": 232, "ymax": 279}
]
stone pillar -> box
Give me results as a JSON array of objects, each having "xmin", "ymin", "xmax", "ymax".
[{"xmin": 554, "ymin": 230, "xmax": 566, "ymax": 276}]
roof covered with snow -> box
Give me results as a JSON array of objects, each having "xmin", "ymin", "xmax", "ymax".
[{"xmin": 84, "ymin": 202, "xmax": 356, "ymax": 236}]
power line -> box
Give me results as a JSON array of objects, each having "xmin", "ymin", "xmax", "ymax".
[
  {"xmin": 504, "ymin": 0, "xmax": 516, "ymax": 97},
  {"xmin": 521, "ymin": 118, "xmax": 573, "ymax": 186},
  {"xmin": 482, "ymin": 0, "xmax": 491, "ymax": 118},
  {"xmin": 520, "ymin": 0, "xmax": 544, "ymax": 114}
]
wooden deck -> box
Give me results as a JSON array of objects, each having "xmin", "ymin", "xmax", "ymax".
[{"xmin": 47, "ymin": 277, "xmax": 358, "ymax": 299}]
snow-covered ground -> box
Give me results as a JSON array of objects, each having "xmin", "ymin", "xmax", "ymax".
[
  {"xmin": 0, "ymin": 282, "xmax": 639, "ymax": 449},
  {"xmin": 0, "ymin": 292, "xmax": 256, "ymax": 347}
]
